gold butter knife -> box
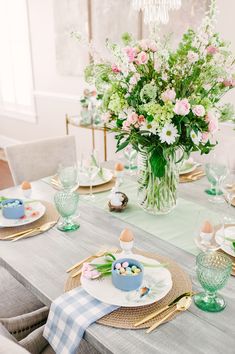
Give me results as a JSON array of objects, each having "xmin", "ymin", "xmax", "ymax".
[
  {"xmin": 11, "ymin": 221, "xmax": 57, "ymax": 242},
  {"xmin": 5, "ymin": 228, "xmax": 35, "ymax": 240}
]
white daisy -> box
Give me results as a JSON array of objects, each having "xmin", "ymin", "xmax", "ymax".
[
  {"xmin": 159, "ymin": 123, "xmax": 179, "ymax": 145},
  {"xmin": 190, "ymin": 130, "xmax": 202, "ymax": 145}
]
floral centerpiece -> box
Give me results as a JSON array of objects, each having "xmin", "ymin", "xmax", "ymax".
[{"xmin": 84, "ymin": 0, "xmax": 235, "ymax": 214}]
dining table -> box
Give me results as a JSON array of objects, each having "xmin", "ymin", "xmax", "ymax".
[{"xmin": 0, "ymin": 161, "xmax": 234, "ymax": 354}]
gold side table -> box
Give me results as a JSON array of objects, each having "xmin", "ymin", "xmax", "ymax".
[{"xmin": 65, "ymin": 114, "xmax": 107, "ymax": 161}]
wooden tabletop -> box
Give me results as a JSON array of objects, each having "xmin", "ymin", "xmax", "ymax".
[{"xmin": 0, "ymin": 171, "xmax": 234, "ymax": 354}]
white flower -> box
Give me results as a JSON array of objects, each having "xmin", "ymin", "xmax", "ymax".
[
  {"xmin": 159, "ymin": 123, "xmax": 179, "ymax": 145},
  {"xmin": 187, "ymin": 51, "xmax": 199, "ymax": 64},
  {"xmin": 190, "ymin": 130, "xmax": 202, "ymax": 145}
]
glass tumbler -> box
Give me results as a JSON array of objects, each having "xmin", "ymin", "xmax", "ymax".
[
  {"xmin": 194, "ymin": 251, "xmax": 232, "ymax": 312},
  {"xmin": 54, "ymin": 190, "xmax": 80, "ymax": 232}
]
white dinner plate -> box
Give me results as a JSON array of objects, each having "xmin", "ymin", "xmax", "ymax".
[
  {"xmin": 179, "ymin": 162, "xmax": 198, "ymax": 175},
  {"xmin": 78, "ymin": 168, "xmax": 113, "ymax": 187},
  {"xmin": 215, "ymin": 226, "xmax": 235, "ymax": 257},
  {"xmin": 81, "ymin": 254, "xmax": 172, "ymax": 307},
  {"xmin": 0, "ymin": 200, "xmax": 45, "ymax": 228}
]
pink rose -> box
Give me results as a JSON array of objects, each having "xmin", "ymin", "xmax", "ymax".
[
  {"xmin": 206, "ymin": 111, "xmax": 218, "ymax": 134},
  {"xmin": 206, "ymin": 45, "xmax": 218, "ymax": 55},
  {"xmin": 111, "ymin": 64, "xmax": 121, "ymax": 73},
  {"xmin": 174, "ymin": 99, "xmax": 190, "ymax": 116},
  {"xmin": 202, "ymin": 132, "xmax": 210, "ymax": 143},
  {"xmin": 223, "ymin": 79, "xmax": 235, "ymax": 87},
  {"xmin": 124, "ymin": 47, "xmax": 137, "ymax": 63},
  {"xmin": 192, "ymin": 105, "xmax": 206, "ymax": 117},
  {"xmin": 161, "ymin": 89, "xmax": 176, "ymax": 102},
  {"xmin": 123, "ymin": 120, "xmax": 131, "ymax": 131},
  {"xmin": 136, "ymin": 51, "xmax": 149, "ymax": 65},
  {"xmin": 148, "ymin": 40, "xmax": 157, "ymax": 52},
  {"xmin": 138, "ymin": 39, "xmax": 149, "ymax": 51},
  {"xmin": 187, "ymin": 51, "xmax": 199, "ymax": 63},
  {"xmin": 138, "ymin": 115, "xmax": 146, "ymax": 124},
  {"xmin": 129, "ymin": 73, "xmax": 141, "ymax": 85},
  {"xmin": 127, "ymin": 112, "xmax": 138, "ymax": 125}
]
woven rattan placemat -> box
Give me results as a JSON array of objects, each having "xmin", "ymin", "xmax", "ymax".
[
  {"xmin": 64, "ymin": 250, "xmax": 192, "ymax": 329},
  {"xmin": 0, "ymin": 201, "xmax": 59, "ymax": 240}
]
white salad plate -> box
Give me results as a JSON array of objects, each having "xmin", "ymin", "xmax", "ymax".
[
  {"xmin": 81, "ymin": 254, "xmax": 172, "ymax": 307},
  {"xmin": 215, "ymin": 226, "xmax": 235, "ymax": 257},
  {"xmin": 179, "ymin": 162, "xmax": 199, "ymax": 175},
  {"xmin": 0, "ymin": 200, "xmax": 45, "ymax": 228},
  {"xmin": 78, "ymin": 168, "xmax": 113, "ymax": 187}
]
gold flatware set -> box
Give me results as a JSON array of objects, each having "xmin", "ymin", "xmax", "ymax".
[
  {"xmin": 134, "ymin": 292, "xmax": 194, "ymax": 333},
  {"xmin": 67, "ymin": 247, "xmax": 119, "ymax": 278},
  {"xmin": 5, "ymin": 221, "xmax": 57, "ymax": 242},
  {"xmin": 180, "ymin": 170, "xmax": 205, "ymax": 182}
]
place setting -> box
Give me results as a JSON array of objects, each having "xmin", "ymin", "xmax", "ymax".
[{"xmin": 179, "ymin": 158, "xmax": 205, "ymax": 183}]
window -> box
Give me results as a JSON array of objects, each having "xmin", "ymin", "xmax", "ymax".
[{"xmin": 0, "ymin": 0, "xmax": 36, "ymax": 122}]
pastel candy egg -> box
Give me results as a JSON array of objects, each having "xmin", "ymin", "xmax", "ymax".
[
  {"xmin": 131, "ymin": 265, "xmax": 137, "ymax": 271},
  {"xmin": 115, "ymin": 263, "xmax": 121, "ymax": 270},
  {"xmin": 119, "ymin": 267, "xmax": 125, "ymax": 274},
  {"xmin": 134, "ymin": 268, "xmax": 141, "ymax": 274},
  {"xmin": 126, "ymin": 267, "xmax": 131, "ymax": 272},
  {"xmin": 122, "ymin": 262, "xmax": 129, "ymax": 268}
]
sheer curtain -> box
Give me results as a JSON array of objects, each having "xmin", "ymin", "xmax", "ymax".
[{"xmin": 0, "ymin": 0, "xmax": 36, "ymax": 122}]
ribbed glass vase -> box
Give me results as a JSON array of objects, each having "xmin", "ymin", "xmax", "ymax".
[{"xmin": 137, "ymin": 150, "xmax": 179, "ymax": 215}]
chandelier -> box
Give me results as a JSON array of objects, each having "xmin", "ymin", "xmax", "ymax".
[{"xmin": 131, "ymin": 0, "xmax": 182, "ymax": 25}]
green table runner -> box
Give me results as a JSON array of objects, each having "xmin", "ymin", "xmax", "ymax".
[{"xmin": 82, "ymin": 179, "xmax": 217, "ymax": 256}]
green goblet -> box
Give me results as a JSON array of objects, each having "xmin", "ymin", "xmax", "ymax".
[
  {"xmin": 54, "ymin": 190, "xmax": 80, "ymax": 232},
  {"xmin": 194, "ymin": 252, "xmax": 232, "ymax": 312}
]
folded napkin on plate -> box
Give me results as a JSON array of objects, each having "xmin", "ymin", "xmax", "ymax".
[{"xmin": 43, "ymin": 287, "xmax": 119, "ymax": 354}]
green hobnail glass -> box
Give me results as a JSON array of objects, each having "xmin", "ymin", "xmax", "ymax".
[
  {"xmin": 54, "ymin": 190, "xmax": 80, "ymax": 232},
  {"xmin": 194, "ymin": 252, "xmax": 232, "ymax": 312},
  {"xmin": 205, "ymin": 163, "xmax": 223, "ymax": 196}
]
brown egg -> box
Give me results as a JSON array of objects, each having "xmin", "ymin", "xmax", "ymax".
[
  {"xmin": 119, "ymin": 228, "xmax": 134, "ymax": 242},
  {"xmin": 201, "ymin": 220, "xmax": 213, "ymax": 233},
  {"xmin": 115, "ymin": 162, "xmax": 124, "ymax": 171},
  {"xmin": 21, "ymin": 181, "xmax": 31, "ymax": 190}
]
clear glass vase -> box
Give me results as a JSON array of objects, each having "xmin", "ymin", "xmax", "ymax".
[{"xmin": 137, "ymin": 150, "xmax": 179, "ymax": 215}]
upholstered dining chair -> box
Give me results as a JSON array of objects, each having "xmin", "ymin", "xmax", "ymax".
[
  {"xmin": 5, "ymin": 135, "xmax": 77, "ymax": 185},
  {"xmin": 0, "ymin": 320, "xmax": 100, "ymax": 354}
]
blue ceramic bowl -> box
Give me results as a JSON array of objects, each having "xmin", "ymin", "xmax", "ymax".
[
  {"xmin": 112, "ymin": 258, "xmax": 144, "ymax": 292},
  {"xmin": 2, "ymin": 199, "xmax": 25, "ymax": 219}
]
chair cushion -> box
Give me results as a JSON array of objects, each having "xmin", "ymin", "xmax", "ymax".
[
  {"xmin": 0, "ymin": 267, "xmax": 44, "ymax": 318},
  {"xmin": 41, "ymin": 339, "xmax": 100, "ymax": 354},
  {"xmin": 0, "ymin": 324, "xmax": 29, "ymax": 354}
]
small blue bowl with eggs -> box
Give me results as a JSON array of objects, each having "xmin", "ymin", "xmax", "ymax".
[
  {"xmin": 112, "ymin": 258, "xmax": 144, "ymax": 291},
  {"xmin": 2, "ymin": 199, "xmax": 25, "ymax": 219}
]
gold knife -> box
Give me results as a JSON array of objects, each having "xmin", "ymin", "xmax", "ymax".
[
  {"xmin": 134, "ymin": 292, "xmax": 194, "ymax": 327},
  {"xmin": 11, "ymin": 221, "xmax": 57, "ymax": 242}
]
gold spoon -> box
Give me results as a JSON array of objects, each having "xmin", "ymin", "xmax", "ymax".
[{"xmin": 146, "ymin": 296, "xmax": 192, "ymax": 334}]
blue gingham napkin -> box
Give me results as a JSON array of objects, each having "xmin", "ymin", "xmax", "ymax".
[{"xmin": 43, "ymin": 287, "xmax": 119, "ymax": 354}]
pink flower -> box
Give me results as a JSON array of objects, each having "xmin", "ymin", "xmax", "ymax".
[
  {"xmin": 223, "ymin": 79, "xmax": 235, "ymax": 87},
  {"xmin": 148, "ymin": 40, "xmax": 157, "ymax": 52},
  {"xmin": 127, "ymin": 112, "xmax": 138, "ymax": 125},
  {"xmin": 111, "ymin": 64, "xmax": 121, "ymax": 73},
  {"xmin": 139, "ymin": 39, "xmax": 157, "ymax": 52},
  {"xmin": 206, "ymin": 45, "xmax": 219, "ymax": 55},
  {"xmin": 123, "ymin": 120, "xmax": 131, "ymax": 131},
  {"xmin": 192, "ymin": 105, "xmax": 206, "ymax": 117},
  {"xmin": 138, "ymin": 115, "xmax": 146, "ymax": 124},
  {"xmin": 174, "ymin": 99, "xmax": 190, "ymax": 116},
  {"xmin": 202, "ymin": 132, "xmax": 210, "ymax": 143},
  {"xmin": 129, "ymin": 73, "xmax": 141, "ymax": 85},
  {"xmin": 161, "ymin": 88, "xmax": 176, "ymax": 102},
  {"xmin": 124, "ymin": 47, "xmax": 137, "ymax": 62},
  {"xmin": 136, "ymin": 51, "xmax": 149, "ymax": 65},
  {"xmin": 206, "ymin": 111, "xmax": 219, "ymax": 134},
  {"xmin": 187, "ymin": 51, "xmax": 199, "ymax": 63}
]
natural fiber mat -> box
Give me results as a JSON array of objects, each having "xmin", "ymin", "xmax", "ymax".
[
  {"xmin": 64, "ymin": 250, "xmax": 192, "ymax": 329},
  {"xmin": 0, "ymin": 201, "xmax": 59, "ymax": 240},
  {"xmin": 219, "ymin": 250, "xmax": 235, "ymax": 276},
  {"xmin": 179, "ymin": 168, "xmax": 205, "ymax": 183}
]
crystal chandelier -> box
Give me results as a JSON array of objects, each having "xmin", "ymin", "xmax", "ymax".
[{"xmin": 132, "ymin": 0, "xmax": 182, "ymax": 25}]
